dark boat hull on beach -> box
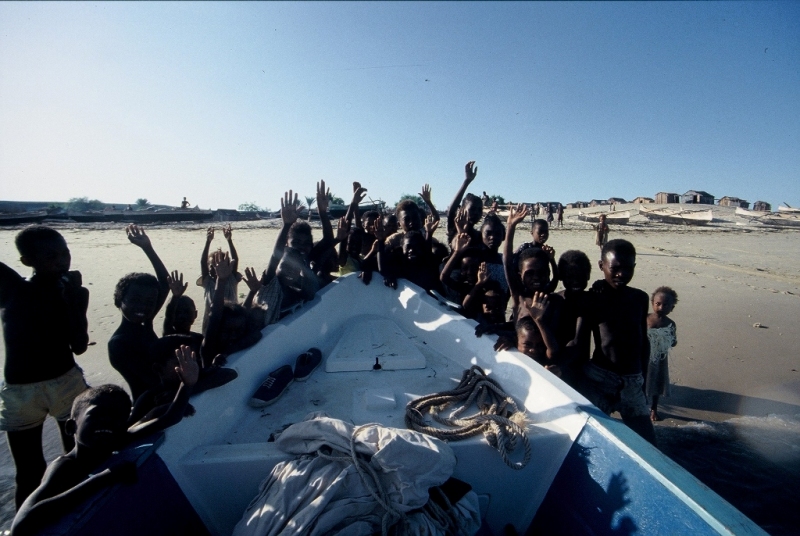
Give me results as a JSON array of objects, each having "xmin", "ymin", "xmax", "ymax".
[{"xmin": 0, "ymin": 210, "xmax": 48, "ymax": 226}]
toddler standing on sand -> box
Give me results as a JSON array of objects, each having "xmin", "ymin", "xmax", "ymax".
[{"xmin": 646, "ymin": 286, "xmax": 678, "ymax": 422}]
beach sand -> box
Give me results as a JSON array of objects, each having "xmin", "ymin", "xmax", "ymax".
[{"xmin": 0, "ymin": 209, "xmax": 798, "ymax": 531}]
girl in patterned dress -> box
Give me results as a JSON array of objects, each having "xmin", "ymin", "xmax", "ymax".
[{"xmin": 646, "ymin": 286, "xmax": 678, "ymax": 422}]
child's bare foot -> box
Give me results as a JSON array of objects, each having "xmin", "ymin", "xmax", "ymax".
[{"xmin": 650, "ymin": 409, "xmax": 660, "ymax": 422}]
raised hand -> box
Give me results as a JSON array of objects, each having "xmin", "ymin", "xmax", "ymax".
[
  {"xmin": 336, "ymin": 217, "xmax": 350, "ymax": 242},
  {"xmin": 493, "ymin": 334, "xmax": 515, "ymax": 352},
  {"xmin": 126, "ymin": 224, "xmax": 151, "ymax": 249},
  {"xmin": 454, "ymin": 232, "xmax": 471, "ymax": 252},
  {"xmin": 541, "ymin": 244, "xmax": 556, "ymax": 261},
  {"xmin": 174, "ymin": 345, "xmax": 200, "ymax": 388},
  {"xmin": 464, "ymin": 161, "xmax": 478, "ymax": 184},
  {"xmin": 419, "ymin": 184, "xmax": 433, "ymax": 205},
  {"xmin": 454, "ymin": 207, "xmax": 470, "ymax": 234},
  {"xmin": 523, "ymin": 292, "xmax": 549, "ymax": 322},
  {"xmin": 212, "ymin": 250, "xmax": 233, "ymax": 280},
  {"xmin": 316, "ymin": 180, "xmax": 330, "ymax": 214},
  {"xmin": 222, "ymin": 224, "xmax": 233, "ymax": 241},
  {"xmin": 243, "ymin": 267, "xmax": 263, "ymax": 292},
  {"xmin": 476, "ymin": 262, "xmax": 488, "ymax": 285},
  {"xmin": 351, "ymin": 183, "xmax": 367, "ymax": 206},
  {"xmin": 371, "ymin": 217, "xmax": 386, "ymax": 241},
  {"xmin": 167, "ymin": 270, "xmax": 187, "ymax": 297},
  {"xmin": 280, "ymin": 191, "xmax": 300, "ymax": 226},
  {"xmin": 424, "ymin": 214, "xmax": 439, "ymax": 236},
  {"xmin": 206, "ymin": 227, "xmax": 215, "ymax": 242},
  {"xmin": 507, "ymin": 203, "xmax": 529, "ymax": 227}
]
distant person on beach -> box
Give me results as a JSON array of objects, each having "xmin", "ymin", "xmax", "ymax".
[
  {"xmin": 556, "ymin": 204, "xmax": 564, "ymax": 227},
  {"xmin": 108, "ymin": 225, "xmax": 170, "ymax": 402},
  {"xmin": 546, "ymin": 205, "xmax": 554, "ymax": 224},
  {"xmin": 446, "ymin": 161, "xmax": 483, "ymax": 249},
  {"xmin": 594, "ymin": 214, "xmax": 609, "ymax": 253},
  {"xmin": 11, "ymin": 349, "xmax": 198, "ymax": 536},
  {"xmin": 0, "ymin": 226, "xmax": 90, "ymax": 509},
  {"xmin": 181, "ymin": 197, "xmax": 190, "ymax": 209},
  {"xmin": 581, "ymin": 239, "xmax": 657, "ymax": 445},
  {"xmin": 646, "ymin": 286, "xmax": 678, "ymax": 422},
  {"xmin": 197, "ymin": 225, "xmax": 242, "ymax": 335}
]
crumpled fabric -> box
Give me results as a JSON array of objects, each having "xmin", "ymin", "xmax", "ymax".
[{"xmin": 232, "ymin": 414, "xmax": 481, "ymax": 536}]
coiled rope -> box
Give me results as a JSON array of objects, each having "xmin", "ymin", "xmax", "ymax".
[{"xmin": 405, "ymin": 365, "xmax": 531, "ymax": 470}]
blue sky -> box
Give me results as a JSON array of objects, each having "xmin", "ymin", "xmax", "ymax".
[{"xmin": 1, "ymin": 2, "xmax": 798, "ymax": 211}]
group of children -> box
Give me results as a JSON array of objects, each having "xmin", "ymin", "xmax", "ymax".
[{"xmin": 0, "ymin": 162, "xmax": 679, "ymax": 533}]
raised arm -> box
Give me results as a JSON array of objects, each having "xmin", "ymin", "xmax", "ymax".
[
  {"xmin": 503, "ymin": 204, "xmax": 529, "ymax": 308},
  {"xmin": 447, "ymin": 161, "xmax": 477, "ymax": 242},
  {"xmin": 264, "ymin": 191, "xmax": 300, "ymax": 284},
  {"xmin": 63, "ymin": 270, "xmax": 90, "ymax": 355},
  {"xmin": 222, "ymin": 225, "xmax": 239, "ymax": 274},
  {"xmin": 200, "ymin": 227, "xmax": 214, "ymax": 281},
  {"xmin": 126, "ymin": 225, "xmax": 169, "ymax": 312},
  {"xmin": 463, "ymin": 261, "xmax": 489, "ymax": 313},
  {"xmin": 343, "ymin": 182, "xmax": 367, "ymax": 229},
  {"xmin": 336, "ymin": 217, "xmax": 350, "ymax": 267},
  {"xmin": 522, "ymin": 293, "xmax": 560, "ymax": 361},
  {"xmin": 128, "ymin": 345, "xmax": 199, "ymax": 438},
  {"xmin": 201, "ymin": 251, "xmax": 233, "ymax": 367},
  {"xmin": 419, "ymin": 184, "xmax": 440, "ymax": 225},
  {"xmin": 162, "ymin": 271, "xmax": 188, "ymax": 336},
  {"xmin": 440, "ymin": 232, "xmax": 470, "ymax": 288},
  {"xmin": 316, "ymin": 180, "xmax": 334, "ymax": 242},
  {"xmin": 541, "ymin": 245, "xmax": 560, "ymax": 294}
]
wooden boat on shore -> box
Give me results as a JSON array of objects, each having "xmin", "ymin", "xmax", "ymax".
[
  {"xmin": 577, "ymin": 210, "xmax": 631, "ymax": 224},
  {"xmin": 736, "ymin": 207, "xmax": 800, "ymax": 228},
  {"xmin": 639, "ymin": 206, "xmax": 713, "ymax": 225},
  {"xmin": 44, "ymin": 276, "xmax": 765, "ymax": 535},
  {"xmin": 777, "ymin": 204, "xmax": 800, "ymax": 214},
  {"xmin": 0, "ymin": 210, "xmax": 48, "ymax": 226}
]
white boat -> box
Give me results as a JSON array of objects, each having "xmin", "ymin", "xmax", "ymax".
[
  {"xmin": 46, "ymin": 276, "xmax": 765, "ymax": 535},
  {"xmin": 577, "ymin": 210, "xmax": 631, "ymax": 224},
  {"xmin": 639, "ymin": 206, "xmax": 713, "ymax": 225},
  {"xmin": 736, "ymin": 207, "xmax": 800, "ymax": 228},
  {"xmin": 777, "ymin": 204, "xmax": 800, "ymax": 214}
]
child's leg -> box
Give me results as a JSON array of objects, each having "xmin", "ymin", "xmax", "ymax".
[{"xmin": 7, "ymin": 426, "xmax": 47, "ymax": 508}]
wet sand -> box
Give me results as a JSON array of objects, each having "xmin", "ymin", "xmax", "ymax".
[{"xmin": 1, "ymin": 209, "xmax": 799, "ymax": 531}]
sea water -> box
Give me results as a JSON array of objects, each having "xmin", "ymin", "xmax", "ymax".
[{"xmin": 656, "ymin": 413, "xmax": 800, "ymax": 536}]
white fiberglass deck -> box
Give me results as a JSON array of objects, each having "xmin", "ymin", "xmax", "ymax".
[{"xmin": 157, "ymin": 275, "xmax": 589, "ymax": 535}]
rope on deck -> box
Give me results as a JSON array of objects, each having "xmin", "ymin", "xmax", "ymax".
[{"xmin": 405, "ymin": 365, "xmax": 531, "ymax": 470}]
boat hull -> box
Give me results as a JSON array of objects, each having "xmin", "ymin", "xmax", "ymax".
[
  {"xmin": 578, "ymin": 211, "xmax": 631, "ymax": 224},
  {"xmin": 640, "ymin": 207, "xmax": 713, "ymax": 225}
]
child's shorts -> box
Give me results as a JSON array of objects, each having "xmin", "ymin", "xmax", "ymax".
[
  {"xmin": 581, "ymin": 363, "xmax": 649, "ymax": 419},
  {"xmin": 0, "ymin": 366, "xmax": 88, "ymax": 432}
]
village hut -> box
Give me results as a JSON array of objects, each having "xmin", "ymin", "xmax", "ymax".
[
  {"xmin": 752, "ymin": 201, "xmax": 771, "ymax": 212},
  {"xmin": 567, "ymin": 201, "xmax": 589, "ymax": 209},
  {"xmin": 718, "ymin": 196, "xmax": 750, "ymax": 209},
  {"xmin": 682, "ymin": 190, "xmax": 715, "ymax": 204},
  {"xmin": 632, "ymin": 197, "xmax": 654, "ymax": 204},
  {"xmin": 589, "ymin": 199, "xmax": 609, "ymax": 207},
  {"xmin": 608, "ymin": 197, "xmax": 627, "ymax": 205},
  {"xmin": 655, "ymin": 192, "xmax": 680, "ymax": 204}
]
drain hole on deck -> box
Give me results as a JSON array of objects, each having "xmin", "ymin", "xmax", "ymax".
[{"xmin": 373, "ymin": 357, "xmax": 382, "ymax": 370}]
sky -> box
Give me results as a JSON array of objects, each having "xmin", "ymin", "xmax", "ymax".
[{"xmin": 1, "ymin": 1, "xmax": 798, "ymax": 211}]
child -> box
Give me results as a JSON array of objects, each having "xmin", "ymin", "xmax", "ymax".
[
  {"xmin": 162, "ymin": 270, "xmax": 200, "ymax": 343},
  {"xmin": 0, "ymin": 226, "xmax": 90, "ymax": 508},
  {"xmin": 646, "ymin": 286, "xmax": 678, "ymax": 422},
  {"xmin": 11, "ymin": 346, "xmax": 198, "ymax": 535},
  {"xmin": 108, "ymin": 225, "xmax": 170, "ymax": 402},
  {"xmin": 477, "ymin": 213, "xmax": 509, "ymax": 298},
  {"xmin": 202, "ymin": 251, "xmax": 262, "ymax": 367},
  {"xmin": 197, "ymin": 225, "xmax": 242, "ymax": 335},
  {"xmin": 384, "ymin": 183, "xmax": 440, "ymax": 251},
  {"xmin": 502, "ymin": 205, "xmax": 564, "ymax": 369},
  {"xmin": 439, "ymin": 232, "xmax": 482, "ymax": 307},
  {"xmin": 594, "ymin": 214, "xmax": 609, "ymax": 253},
  {"xmin": 582, "ymin": 239, "xmax": 657, "ymax": 445},
  {"xmin": 446, "ymin": 161, "xmax": 483, "ymax": 248},
  {"xmin": 381, "ymin": 217, "xmax": 443, "ymax": 293},
  {"xmin": 555, "ymin": 250, "xmax": 593, "ymax": 386}
]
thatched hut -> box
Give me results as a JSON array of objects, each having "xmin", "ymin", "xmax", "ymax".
[
  {"xmin": 752, "ymin": 201, "xmax": 771, "ymax": 211},
  {"xmin": 589, "ymin": 199, "xmax": 609, "ymax": 207},
  {"xmin": 718, "ymin": 196, "xmax": 750, "ymax": 209},
  {"xmin": 655, "ymin": 192, "xmax": 680, "ymax": 204},
  {"xmin": 632, "ymin": 197, "xmax": 654, "ymax": 204},
  {"xmin": 608, "ymin": 197, "xmax": 627, "ymax": 205}
]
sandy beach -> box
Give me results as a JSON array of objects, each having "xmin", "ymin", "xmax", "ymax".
[{"xmin": 1, "ymin": 206, "xmax": 799, "ymax": 532}]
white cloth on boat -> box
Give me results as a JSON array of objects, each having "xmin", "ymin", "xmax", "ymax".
[{"xmin": 232, "ymin": 415, "xmax": 481, "ymax": 536}]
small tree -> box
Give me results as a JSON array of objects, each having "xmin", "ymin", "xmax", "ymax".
[
  {"xmin": 397, "ymin": 194, "xmax": 426, "ymax": 211},
  {"xmin": 67, "ymin": 197, "xmax": 104, "ymax": 212},
  {"xmin": 238, "ymin": 202, "xmax": 262, "ymax": 212},
  {"xmin": 135, "ymin": 198, "xmax": 151, "ymax": 210},
  {"xmin": 328, "ymin": 193, "xmax": 345, "ymax": 205},
  {"xmin": 487, "ymin": 194, "xmax": 506, "ymax": 206}
]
